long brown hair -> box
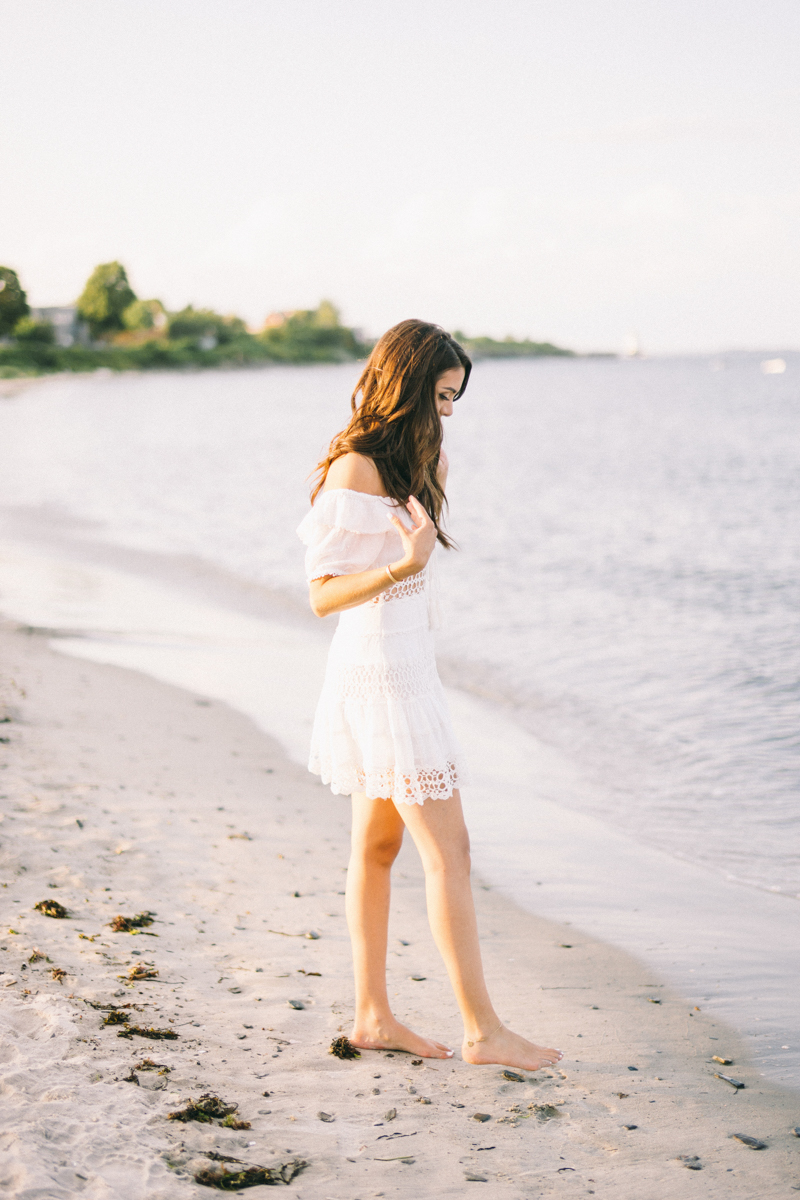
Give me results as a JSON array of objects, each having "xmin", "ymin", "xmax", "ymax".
[{"xmin": 311, "ymin": 319, "xmax": 471, "ymax": 548}]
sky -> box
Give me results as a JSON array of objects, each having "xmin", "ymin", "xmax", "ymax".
[{"xmin": 2, "ymin": 0, "xmax": 799, "ymax": 353}]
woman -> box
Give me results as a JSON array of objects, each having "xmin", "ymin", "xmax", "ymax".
[{"xmin": 298, "ymin": 319, "xmax": 562, "ymax": 1069}]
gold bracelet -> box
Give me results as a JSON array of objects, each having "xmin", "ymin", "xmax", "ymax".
[{"xmin": 385, "ymin": 564, "xmax": 400, "ymax": 585}]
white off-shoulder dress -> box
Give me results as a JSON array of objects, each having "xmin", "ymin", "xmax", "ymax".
[{"xmin": 297, "ymin": 487, "xmax": 466, "ymax": 805}]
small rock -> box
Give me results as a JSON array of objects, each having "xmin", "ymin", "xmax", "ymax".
[
  {"xmin": 622, "ymin": 1124, "xmax": 638, "ymax": 1130},
  {"xmin": 317, "ymin": 1111, "xmax": 335, "ymax": 1123},
  {"xmin": 677, "ymin": 1155, "xmax": 702, "ymax": 1171},
  {"xmin": 451, "ymin": 1102, "xmax": 465, "ymax": 1109},
  {"xmin": 236, "ymin": 1034, "xmax": 247, "ymax": 1040},
  {"xmin": 287, "ymin": 999, "xmax": 305, "ymax": 1010},
  {"xmin": 372, "ymin": 1087, "xmax": 380, "ymax": 1095},
  {"xmin": 792, "ymin": 1127, "xmax": 800, "ymax": 1138},
  {"xmin": 411, "ymin": 1058, "xmax": 422, "ymax": 1066},
  {"xmin": 418, "ymin": 1097, "xmax": 431, "ymax": 1105},
  {"xmin": 384, "ymin": 1108, "xmax": 396, "ymax": 1121},
  {"xmin": 472, "ymin": 1113, "xmax": 491, "ymax": 1122},
  {"xmin": 465, "ymin": 1173, "xmax": 488, "ymax": 1182},
  {"xmin": 407, "ymin": 1086, "xmax": 417, "ymax": 1094},
  {"xmin": 409, "ymin": 976, "xmax": 426, "ymax": 982},
  {"xmin": 730, "ymin": 1133, "xmax": 767, "ymax": 1150},
  {"xmin": 627, "ymin": 1065, "xmax": 638, "ymax": 1072},
  {"xmin": 501, "ymin": 1070, "xmax": 525, "ymax": 1082}
]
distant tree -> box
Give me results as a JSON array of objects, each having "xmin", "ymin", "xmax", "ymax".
[
  {"xmin": 258, "ymin": 300, "xmax": 365, "ymax": 361},
  {"xmin": 122, "ymin": 298, "xmax": 167, "ymax": 331},
  {"xmin": 313, "ymin": 299, "xmax": 340, "ymax": 328},
  {"xmin": 77, "ymin": 262, "xmax": 136, "ymax": 337},
  {"xmin": 13, "ymin": 316, "xmax": 55, "ymax": 344},
  {"xmin": 0, "ymin": 267, "xmax": 30, "ymax": 336},
  {"xmin": 167, "ymin": 306, "xmax": 246, "ymax": 346}
]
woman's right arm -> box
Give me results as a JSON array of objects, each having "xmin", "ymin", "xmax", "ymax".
[{"xmin": 309, "ymin": 496, "xmax": 437, "ymax": 618}]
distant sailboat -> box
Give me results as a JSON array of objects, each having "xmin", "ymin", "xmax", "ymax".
[{"xmin": 621, "ymin": 332, "xmax": 642, "ymax": 358}]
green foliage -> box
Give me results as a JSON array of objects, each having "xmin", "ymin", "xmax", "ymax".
[
  {"xmin": 455, "ymin": 332, "xmax": 573, "ymax": 359},
  {"xmin": 14, "ymin": 317, "xmax": 55, "ymax": 344},
  {"xmin": 258, "ymin": 300, "xmax": 368, "ymax": 362},
  {"xmin": 122, "ymin": 298, "xmax": 167, "ymax": 331},
  {"xmin": 77, "ymin": 262, "xmax": 137, "ymax": 337},
  {"xmin": 167, "ymin": 306, "xmax": 247, "ymax": 346},
  {"xmin": 0, "ymin": 267, "xmax": 30, "ymax": 336}
]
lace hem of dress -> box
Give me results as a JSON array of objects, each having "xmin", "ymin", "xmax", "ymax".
[{"xmin": 316, "ymin": 760, "xmax": 460, "ymax": 805}]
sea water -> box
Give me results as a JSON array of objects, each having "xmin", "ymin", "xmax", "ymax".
[{"xmin": 0, "ymin": 358, "xmax": 798, "ymax": 1085}]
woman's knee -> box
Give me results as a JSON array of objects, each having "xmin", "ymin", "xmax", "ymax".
[
  {"xmin": 420, "ymin": 828, "xmax": 472, "ymax": 878},
  {"xmin": 353, "ymin": 828, "xmax": 404, "ymax": 868}
]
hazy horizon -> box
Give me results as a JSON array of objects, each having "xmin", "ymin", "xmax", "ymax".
[{"xmin": 3, "ymin": 0, "xmax": 799, "ymax": 355}]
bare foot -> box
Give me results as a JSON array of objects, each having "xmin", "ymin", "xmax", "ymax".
[
  {"xmin": 461, "ymin": 1024, "xmax": 563, "ymax": 1070},
  {"xmin": 350, "ymin": 1017, "xmax": 453, "ymax": 1059}
]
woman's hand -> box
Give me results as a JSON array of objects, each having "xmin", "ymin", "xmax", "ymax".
[{"xmin": 388, "ymin": 496, "xmax": 438, "ymax": 578}]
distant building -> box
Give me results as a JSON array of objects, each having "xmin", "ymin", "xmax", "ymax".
[
  {"xmin": 30, "ymin": 305, "xmax": 88, "ymax": 347},
  {"xmin": 261, "ymin": 310, "xmax": 294, "ymax": 329}
]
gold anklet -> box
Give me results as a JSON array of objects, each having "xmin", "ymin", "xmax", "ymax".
[{"xmin": 466, "ymin": 1020, "xmax": 504, "ymax": 1048}]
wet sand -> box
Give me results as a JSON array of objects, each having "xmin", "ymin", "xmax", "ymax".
[{"xmin": 1, "ymin": 620, "xmax": 798, "ymax": 1198}]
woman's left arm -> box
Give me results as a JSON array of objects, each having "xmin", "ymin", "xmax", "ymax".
[{"xmin": 437, "ymin": 447, "xmax": 449, "ymax": 490}]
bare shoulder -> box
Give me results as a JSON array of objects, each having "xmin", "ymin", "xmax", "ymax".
[{"xmin": 324, "ymin": 452, "xmax": 386, "ymax": 496}]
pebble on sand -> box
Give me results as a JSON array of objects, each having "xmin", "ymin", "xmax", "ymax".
[{"xmin": 730, "ymin": 1133, "xmax": 767, "ymax": 1150}]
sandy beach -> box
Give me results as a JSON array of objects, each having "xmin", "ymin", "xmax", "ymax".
[{"xmin": 1, "ymin": 619, "xmax": 798, "ymax": 1199}]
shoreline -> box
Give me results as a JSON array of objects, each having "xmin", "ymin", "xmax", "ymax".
[
  {"xmin": 0, "ymin": 530, "xmax": 798, "ymax": 1090},
  {"xmin": 1, "ymin": 619, "xmax": 799, "ymax": 1197}
]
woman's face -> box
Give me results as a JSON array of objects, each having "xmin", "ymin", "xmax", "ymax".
[{"xmin": 435, "ymin": 366, "xmax": 465, "ymax": 419}]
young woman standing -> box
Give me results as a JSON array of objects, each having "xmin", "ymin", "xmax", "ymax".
[{"xmin": 298, "ymin": 319, "xmax": 562, "ymax": 1069}]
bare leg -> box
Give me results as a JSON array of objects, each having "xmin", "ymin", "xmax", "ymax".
[
  {"xmin": 346, "ymin": 792, "xmax": 452, "ymax": 1058},
  {"xmin": 397, "ymin": 790, "xmax": 563, "ymax": 1070}
]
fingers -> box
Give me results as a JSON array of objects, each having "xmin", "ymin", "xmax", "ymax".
[
  {"xmin": 406, "ymin": 495, "xmax": 429, "ymax": 521},
  {"xmin": 406, "ymin": 496, "xmax": 434, "ymax": 530}
]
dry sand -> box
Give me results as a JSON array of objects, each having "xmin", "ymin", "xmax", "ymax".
[{"xmin": 1, "ymin": 619, "xmax": 798, "ymax": 1199}]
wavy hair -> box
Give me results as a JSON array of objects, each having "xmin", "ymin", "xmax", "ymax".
[{"xmin": 310, "ymin": 319, "xmax": 471, "ymax": 548}]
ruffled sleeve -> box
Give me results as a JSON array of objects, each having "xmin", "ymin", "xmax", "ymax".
[{"xmin": 297, "ymin": 489, "xmax": 408, "ymax": 582}]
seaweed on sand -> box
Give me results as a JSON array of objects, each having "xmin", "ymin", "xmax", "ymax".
[
  {"xmin": 108, "ymin": 911, "xmax": 156, "ymax": 932},
  {"xmin": 84, "ymin": 1000, "xmax": 137, "ymax": 1011},
  {"xmin": 33, "ymin": 899, "xmax": 68, "ymax": 918},
  {"xmin": 328, "ymin": 1035, "xmax": 360, "ymax": 1060},
  {"xmin": 133, "ymin": 1058, "xmax": 170, "ymax": 1073},
  {"xmin": 50, "ymin": 967, "xmax": 67, "ymax": 983},
  {"xmin": 194, "ymin": 1158, "xmax": 308, "ymax": 1189},
  {"xmin": 123, "ymin": 963, "xmax": 159, "ymax": 981},
  {"xmin": 168, "ymin": 1094, "xmax": 238, "ymax": 1124},
  {"xmin": 117, "ymin": 1023, "xmax": 178, "ymax": 1040},
  {"xmin": 103, "ymin": 1011, "xmax": 130, "ymax": 1026}
]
